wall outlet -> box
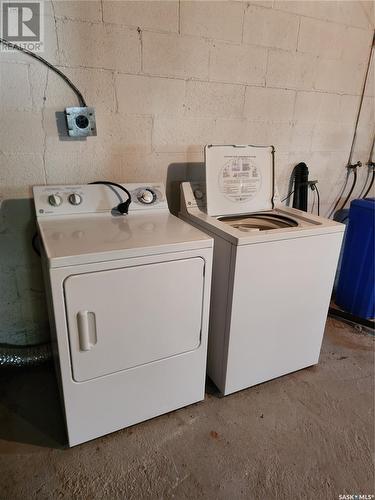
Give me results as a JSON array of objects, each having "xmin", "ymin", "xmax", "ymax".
[{"xmin": 65, "ymin": 107, "xmax": 97, "ymax": 137}]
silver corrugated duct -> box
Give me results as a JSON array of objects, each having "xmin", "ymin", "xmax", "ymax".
[{"xmin": 0, "ymin": 342, "xmax": 51, "ymax": 368}]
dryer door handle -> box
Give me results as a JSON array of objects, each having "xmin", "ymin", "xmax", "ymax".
[{"xmin": 77, "ymin": 310, "xmax": 97, "ymax": 351}]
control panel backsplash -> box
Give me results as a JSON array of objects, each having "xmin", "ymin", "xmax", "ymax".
[{"xmin": 33, "ymin": 183, "xmax": 167, "ymax": 217}]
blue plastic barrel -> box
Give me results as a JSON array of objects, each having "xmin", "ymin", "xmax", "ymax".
[{"xmin": 335, "ymin": 198, "xmax": 375, "ymax": 319}]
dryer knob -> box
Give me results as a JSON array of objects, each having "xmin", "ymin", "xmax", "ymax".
[
  {"xmin": 48, "ymin": 194, "xmax": 62, "ymax": 207},
  {"xmin": 68, "ymin": 193, "xmax": 82, "ymax": 206},
  {"xmin": 138, "ymin": 189, "xmax": 155, "ymax": 204}
]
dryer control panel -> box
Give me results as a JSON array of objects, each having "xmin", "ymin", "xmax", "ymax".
[{"xmin": 33, "ymin": 183, "xmax": 167, "ymax": 217}]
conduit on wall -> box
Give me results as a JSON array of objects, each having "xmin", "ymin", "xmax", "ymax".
[{"xmin": 328, "ymin": 32, "xmax": 375, "ymax": 217}]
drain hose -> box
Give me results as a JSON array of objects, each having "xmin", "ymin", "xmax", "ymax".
[
  {"xmin": 292, "ymin": 162, "xmax": 309, "ymax": 212},
  {"xmin": 0, "ymin": 342, "xmax": 52, "ymax": 368}
]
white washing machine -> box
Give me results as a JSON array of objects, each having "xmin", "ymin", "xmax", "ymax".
[
  {"xmin": 33, "ymin": 182, "xmax": 212, "ymax": 446},
  {"xmin": 180, "ymin": 145, "xmax": 344, "ymax": 396}
]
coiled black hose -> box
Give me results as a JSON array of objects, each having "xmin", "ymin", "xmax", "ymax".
[{"xmin": 292, "ymin": 163, "xmax": 309, "ymax": 212}]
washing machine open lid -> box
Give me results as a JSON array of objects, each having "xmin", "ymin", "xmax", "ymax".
[{"xmin": 205, "ymin": 144, "xmax": 275, "ymax": 217}]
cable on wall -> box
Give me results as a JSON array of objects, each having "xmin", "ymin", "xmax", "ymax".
[{"xmin": 0, "ymin": 37, "xmax": 87, "ymax": 107}]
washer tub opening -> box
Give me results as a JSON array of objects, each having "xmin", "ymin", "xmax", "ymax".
[{"xmin": 218, "ymin": 213, "xmax": 299, "ymax": 232}]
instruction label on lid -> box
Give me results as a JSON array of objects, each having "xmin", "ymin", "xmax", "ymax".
[
  {"xmin": 205, "ymin": 144, "xmax": 274, "ymax": 216},
  {"xmin": 219, "ymin": 156, "xmax": 262, "ymax": 202}
]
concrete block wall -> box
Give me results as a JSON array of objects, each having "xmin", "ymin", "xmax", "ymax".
[{"xmin": 0, "ymin": 0, "xmax": 374, "ymax": 344}]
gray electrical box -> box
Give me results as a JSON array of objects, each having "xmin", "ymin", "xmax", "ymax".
[{"xmin": 65, "ymin": 107, "xmax": 97, "ymax": 137}]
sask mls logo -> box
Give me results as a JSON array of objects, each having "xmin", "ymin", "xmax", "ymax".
[
  {"xmin": 1, "ymin": 0, "xmax": 44, "ymax": 51},
  {"xmin": 339, "ymin": 495, "xmax": 375, "ymax": 500}
]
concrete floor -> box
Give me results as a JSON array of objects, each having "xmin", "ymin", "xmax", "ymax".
[{"xmin": 0, "ymin": 318, "xmax": 373, "ymax": 499}]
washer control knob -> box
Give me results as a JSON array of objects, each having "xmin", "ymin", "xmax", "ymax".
[
  {"xmin": 48, "ymin": 194, "xmax": 62, "ymax": 207},
  {"xmin": 194, "ymin": 189, "xmax": 204, "ymax": 200},
  {"xmin": 68, "ymin": 193, "xmax": 82, "ymax": 206},
  {"xmin": 138, "ymin": 189, "xmax": 155, "ymax": 204}
]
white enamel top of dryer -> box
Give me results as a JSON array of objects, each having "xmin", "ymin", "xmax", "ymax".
[
  {"xmin": 38, "ymin": 212, "xmax": 212, "ymax": 267},
  {"xmin": 34, "ymin": 183, "xmax": 212, "ymax": 267},
  {"xmin": 205, "ymin": 144, "xmax": 275, "ymax": 216},
  {"xmin": 180, "ymin": 181, "xmax": 345, "ymax": 245}
]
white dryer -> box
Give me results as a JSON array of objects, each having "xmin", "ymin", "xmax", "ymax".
[
  {"xmin": 33, "ymin": 182, "xmax": 212, "ymax": 446},
  {"xmin": 180, "ymin": 145, "xmax": 344, "ymax": 396}
]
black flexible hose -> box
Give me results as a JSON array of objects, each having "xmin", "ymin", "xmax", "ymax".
[
  {"xmin": 358, "ymin": 168, "xmax": 371, "ymax": 198},
  {"xmin": 363, "ymin": 169, "xmax": 375, "ymax": 198},
  {"xmin": 0, "ymin": 342, "xmax": 51, "ymax": 368},
  {"xmin": 292, "ymin": 163, "xmax": 309, "ymax": 212},
  {"xmin": 339, "ymin": 168, "xmax": 358, "ymax": 211}
]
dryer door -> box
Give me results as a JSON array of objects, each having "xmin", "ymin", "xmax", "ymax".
[{"xmin": 64, "ymin": 258, "xmax": 205, "ymax": 382}]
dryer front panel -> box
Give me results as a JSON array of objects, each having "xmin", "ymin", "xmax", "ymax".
[{"xmin": 64, "ymin": 258, "xmax": 205, "ymax": 382}]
